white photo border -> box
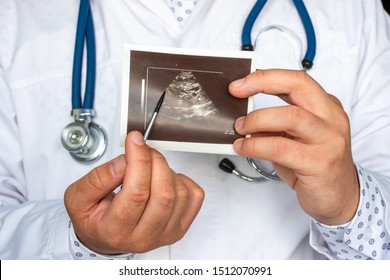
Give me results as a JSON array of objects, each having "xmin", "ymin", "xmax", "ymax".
[{"xmin": 120, "ymin": 44, "xmax": 256, "ymax": 155}]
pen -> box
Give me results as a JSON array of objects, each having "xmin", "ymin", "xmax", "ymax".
[{"xmin": 143, "ymin": 91, "xmax": 166, "ymax": 141}]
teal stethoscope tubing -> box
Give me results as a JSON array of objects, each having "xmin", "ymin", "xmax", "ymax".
[
  {"xmin": 242, "ymin": 0, "xmax": 316, "ymax": 70},
  {"xmin": 72, "ymin": 0, "xmax": 96, "ymax": 110}
]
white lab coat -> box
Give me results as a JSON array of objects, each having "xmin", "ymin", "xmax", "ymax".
[{"xmin": 0, "ymin": 0, "xmax": 390, "ymax": 260}]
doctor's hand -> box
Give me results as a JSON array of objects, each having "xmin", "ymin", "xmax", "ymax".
[
  {"xmin": 229, "ymin": 69, "xmax": 359, "ymax": 226},
  {"xmin": 64, "ymin": 131, "xmax": 205, "ymax": 255}
]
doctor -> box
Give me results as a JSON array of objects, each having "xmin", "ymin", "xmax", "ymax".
[{"xmin": 1, "ymin": 0, "xmax": 390, "ymax": 260}]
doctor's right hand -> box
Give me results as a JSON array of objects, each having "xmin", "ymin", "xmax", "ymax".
[{"xmin": 64, "ymin": 131, "xmax": 205, "ymax": 255}]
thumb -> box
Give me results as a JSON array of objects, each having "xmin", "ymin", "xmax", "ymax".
[{"xmin": 64, "ymin": 155, "xmax": 126, "ymax": 213}]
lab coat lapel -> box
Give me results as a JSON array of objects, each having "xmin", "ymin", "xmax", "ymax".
[{"xmin": 125, "ymin": 0, "xmax": 181, "ymax": 34}]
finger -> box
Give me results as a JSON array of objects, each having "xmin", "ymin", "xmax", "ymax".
[
  {"xmin": 160, "ymin": 178, "xmax": 189, "ymax": 239},
  {"xmin": 175, "ymin": 175, "xmax": 204, "ymax": 230},
  {"xmin": 327, "ymin": 93, "xmax": 344, "ymax": 108},
  {"xmin": 161, "ymin": 174, "xmax": 204, "ymax": 239},
  {"xmin": 134, "ymin": 150, "xmax": 177, "ymax": 239},
  {"xmin": 233, "ymin": 136, "xmax": 310, "ymax": 172},
  {"xmin": 235, "ymin": 105, "xmax": 326, "ymax": 143},
  {"xmin": 250, "ymin": 131, "xmax": 286, "ymax": 138},
  {"xmin": 229, "ymin": 69, "xmax": 334, "ymax": 117},
  {"xmin": 109, "ymin": 131, "xmax": 153, "ymax": 228},
  {"xmin": 65, "ymin": 154, "xmax": 126, "ymax": 213}
]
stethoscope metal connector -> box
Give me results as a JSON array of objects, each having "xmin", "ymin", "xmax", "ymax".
[{"xmin": 61, "ymin": 109, "xmax": 107, "ymax": 163}]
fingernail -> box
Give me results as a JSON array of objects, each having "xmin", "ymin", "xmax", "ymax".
[
  {"xmin": 109, "ymin": 155, "xmax": 124, "ymax": 176},
  {"xmin": 131, "ymin": 131, "xmax": 145, "ymax": 146},
  {"xmin": 231, "ymin": 77, "xmax": 246, "ymax": 88},
  {"xmin": 233, "ymin": 138, "xmax": 244, "ymax": 151},
  {"xmin": 235, "ymin": 116, "xmax": 245, "ymax": 131}
]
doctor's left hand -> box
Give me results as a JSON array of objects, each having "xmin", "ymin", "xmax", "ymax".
[
  {"xmin": 64, "ymin": 131, "xmax": 205, "ymax": 255},
  {"xmin": 229, "ymin": 69, "xmax": 359, "ymax": 226}
]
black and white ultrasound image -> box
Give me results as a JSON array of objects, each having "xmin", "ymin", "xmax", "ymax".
[{"xmin": 162, "ymin": 70, "xmax": 219, "ymax": 120}]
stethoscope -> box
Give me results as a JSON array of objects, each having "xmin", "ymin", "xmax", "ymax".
[
  {"xmin": 61, "ymin": 0, "xmax": 316, "ymax": 173},
  {"xmin": 218, "ymin": 0, "xmax": 316, "ymax": 182},
  {"xmin": 61, "ymin": 0, "xmax": 107, "ymax": 162}
]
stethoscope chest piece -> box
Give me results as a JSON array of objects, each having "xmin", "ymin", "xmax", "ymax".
[{"xmin": 61, "ymin": 109, "xmax": 107, "ymax": 163}]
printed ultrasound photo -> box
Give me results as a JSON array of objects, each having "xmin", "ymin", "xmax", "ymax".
[{"xmin": 121, "ymin": 46, "xmax": 255, "ymax": 154}]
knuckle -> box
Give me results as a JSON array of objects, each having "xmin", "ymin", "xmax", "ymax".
[
  {"xmin": 293, "ymin": 71, "xmax": 313, "ymax": 94},
  {"xmin": 87, "ymin": 168, "xmax": 106, "ymax": 191},
  {"xmin": 156, "ymin": 188, "xmax": 176, "ymax": 209},
  {"xmin": 134, "ymin": 155, "xmax": 152, "ymax": 166},
  {"xmin": 151, "ymin": 149, "xmax": 166, "ymax": 161},
  {"xmin": 270, "ymin": 137, "xmax": 289, "ymax": 156},
  {"xmin": 246, "ymin": 111, "xmax": 262, "ymax": 130},
  {"xmin": 337, "ymin": 109, "xmax": 350, "ymax": 131},
  {"xmin": 295, "ymin": 70, "xmax": 311, "ymax": 85},
  {"xmin": 254, "ymin": 69, "xmax": 266, "ymax": 80},
  {"xmin": 177, "ymin": 174, "xmax": 203, "ymax": 199},
  {"xmin": 241, "ymin": 138, "xmax": 255, "ymax": 153},
  {"xmin": 151, "ymin": 149, "xmax": 170, "ymax": 168},
  {"xmin": 192, "ymin": 185, "xmax": 205, "ymax": 202},
  {"xmin": 287, "ymin": 105, "xmax": 305, "ymax": 122},
  {"xmin": 314, "ymin": 134, "xmax": 349, "ymax": 172},
  {"xmin": 327, "ymin": 93, "xmax": 343, "ymax": 108},
  {"xmin": 129, "ymin": 189, "xmax": 150, "ymax": 205},
  {"xmin": 176, "ymin": 184, "xmax": 190, "ymax": 201}
]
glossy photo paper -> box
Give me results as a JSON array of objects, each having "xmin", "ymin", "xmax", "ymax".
[{"xmin": 120, "ymin": 45, "xmax": 255, "ymax": 154}]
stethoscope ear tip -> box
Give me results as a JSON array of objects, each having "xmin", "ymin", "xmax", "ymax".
[
  {"xmin": 218, "ymin": 158, "xmax": 236, "ymax": 174},
  {"xmin": 302, "ymin": 59, "xmax": 313, "ymax": 71},
  {"xmin": 241, "ymin": 44, "xmax": 254, "ymax": 51}
]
